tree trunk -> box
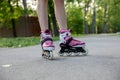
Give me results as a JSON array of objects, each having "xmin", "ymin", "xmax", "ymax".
[
  {"xmin": 48, "ymin": 15, "xmax": 52, "ymax": 31},
  {"xmin": 84, "ymin": 1, "xmax": 89, "ymax": 34},
  {"xmin": 48, "ymin": 0, "xmax": 59, "ymax": 36},
  {"xmin": 91, "ymin": 1, "xmax": 96, "ymax": 33},
  {"xmin": 52, "ymin": 15, "xmax": 59, "ymax": 36},
  {"xmin": 22, "ymin": 0, "xmax": 29, "ymax": 36},
  {"xmin": 8, "ymin": 0, "xmax": 17, "ymax": 37},
  {"xmin": 22, "ymin": 0, "xmax": 28, "ymax": 16},
  {"xmin": 11, "ymin": 19, "xmax": 17, "ymax": 37},
  {"xmin": 103, "ymin": 3, "xmax": 107, "ymax": 33}
]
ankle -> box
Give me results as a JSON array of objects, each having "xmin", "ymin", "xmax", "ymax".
[
  {"xmin": 59, "ymin": 29, "xmax": 72, "ymax": 44},
  {"xmin": 41, "ymin": 29, "xmax": 52, "ymax": 40},
  {"xmin": 59, "ymin": 29, "xmax": 71, "ymax": 34}
]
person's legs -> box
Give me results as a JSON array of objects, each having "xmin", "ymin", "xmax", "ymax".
[
  {"xmin": 37, "ymin": 0, "xmax": 48, "ymax": 31},
  {"xmin": 37, "ymin": 0, "xmax": 54, "ymax": 51},
  {"xmin": 53, "ymin": 0, "xmax": 85, "ymax": 47},
  {"xmin": 53, "ymin": 0, "xmax": 67, "ymax": 30}
]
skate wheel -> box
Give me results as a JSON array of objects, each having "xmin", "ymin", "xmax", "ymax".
[
  {"xmin": 66, "ymin": 52, "xmax": 72, "ymax": 56},
  {"xmin": 42, "ymin": 51, "xmax": 54, "ymax": 60},
  {"xmin": 48, "ymin": 51, "xmax": 54, "ymax": 60},
  {"xmin": 74, "ymin": 52, "xmax": 80, "ymax": 56},
  {"xmin": 82, "ymin": 48, "xmax": 88, "ymax": 56},
  {"xmin": 58, "ymin": 52, "xmax": 64, "ymax": 56},
  {"xmin": 42, "ymin": 54, "xmax": 46, "ymax": 59}
]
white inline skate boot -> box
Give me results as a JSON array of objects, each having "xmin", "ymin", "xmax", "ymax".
[
  {"xmin": 41, "ymin": 29, "xmax": 55, "ymax": 59},
  {"xmin": 58, "ymin": 29, "xmax": 88, "ymax": 56}
]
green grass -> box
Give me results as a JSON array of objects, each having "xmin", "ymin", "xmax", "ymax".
[
  {"xmin": 0, "ymin": 34, "xmax": 87, "ymax": 48},
  {"xmin": 72, "ymin": 34, "xmax": 87, "ymax": 37},
  {"xmin": 0, "ymin": 36, "xmax": 59, "ymax": 48},
  {"xmin": 0, "ymin": 33, "xmax": 118, "ymax": 48},
  {"xmin": 111, "ymin": 33, "xmax": 120, "ymax": 36},
  {"xmin": 0, "ymin": 34, "xmax": 90, "ymax": 48},
  {"xmin": 0, "ymin": 37, "xmax": 40, "ymax": 48}
]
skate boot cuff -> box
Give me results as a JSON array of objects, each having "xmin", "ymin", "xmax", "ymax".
[
  {"xmin": 41, "ymin": 37, "xmax": 53, "ymax": 46},
  {"xmin": 41, "ymin": 29, "xmax": 51, "ymax": 34},
  {"xmin": 59, "ymin": 29, "xmax": 72, "ymax": 34},
  {"xmin": 41, "ymin": 29, "xmax": 52, "ymax": 40}
]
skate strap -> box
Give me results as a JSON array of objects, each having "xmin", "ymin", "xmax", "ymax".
[
  {"xmin": 41, "ymin": 38, "xmax": 53, "ymax": 45},
  {"xmin": 66, "ymin": 37, "xmax": 73, "ymax": 45}
]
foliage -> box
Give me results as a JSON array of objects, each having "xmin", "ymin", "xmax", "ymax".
[
  {"xmin": 66, "ymin": 2, "xmax": 83, "ymax": 34},
  {"xmin": 0, "ymin": 0, "xmax": 120, "ymax": 35},
  {"xmin": 108, "ymin": 0, "xmax": 120, "ymax": 32},
  {"xmin": 0, "ymin": 36, "xmax": 59, "ymax": 48},
  {"xmin": 0, "ymin": 37, "xmax": 40, "ymax": 47},
  {"xmin": 0, "ymin": 0, "xmax": 23, "ymax": 28}
]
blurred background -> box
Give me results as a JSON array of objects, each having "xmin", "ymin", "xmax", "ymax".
[{"xmin": 0, "ymin": 0, "xmax": 120, "ymax": 37}]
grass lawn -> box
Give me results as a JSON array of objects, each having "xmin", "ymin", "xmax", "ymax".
[
  {"xmin": 0, "ymin": 34, "xmax": 84, "ymax": 48},
  {"xmin": 0, "ymin": 37, "xmax": 59, "ymax": 48},
  {"xmin": 0, "ymin": 37, "xmax": 40, "ymax": 48},
  {"xmin": 0, "ymin": 33, "xmax": 119, "ymax": 48}
]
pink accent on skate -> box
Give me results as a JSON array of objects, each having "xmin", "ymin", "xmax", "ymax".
[
  {"xmin": 42, "ymin": 41, "xmax": 54, "ymax": 47},
  {"xmin": 65, "ymin": 36, "xmax": 85, "ymax": 46},
  {"xmin": 41, "ymin": 29, "xmax": 55, "ymax": 50},
  {"xmin": 41, "ymin": 29, "xmax": 51, "ymax": 34},
  {"xmin": 69, "ymin": 39, "xmax": 85, "ymax": 46},
  {"xmin": 59, "ymin": 29, "xmax": 72, "ymax": 34},
  {"xmin": 59, "ymin": 29, "xmax": 85, "ymax": 47},
  {"xmin": 41, "ymin": 29, "xmax": 52, "ymax": 40}
]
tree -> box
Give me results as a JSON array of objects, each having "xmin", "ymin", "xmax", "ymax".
[
  {"xmin": 8, "ymin": 0, "xmax": 17, "ymax": 37},
  {"xmin": 103, "ymin": 3, "xmax": 107, "ymax": 33},
  {"xmin": 83, "ymin": 0, "xmax": 91, "ymax": 34},
  {"xmin": 66, "ymin": 2, "xmax": 83, "ymax": 34},
  {"xmin": 22, "ymin": 0, "xmax": 28, "ymax": 16},
  {"xmin": 0, "ymin": 0, "xmax": 23, "ymax": 37},
  {"xmin": 108, "ymin": 0, "xmax": 120, "ymax": 32},
  {"xmin": 22, "ymin": 0, "xmax": 29, "ymax": 36},
  {"xmin": 91, "ymin": 0, "xmax": 96, "ymax": 33},
  {"xmin": 48, "ymin": 0, "xmax": 59, "ymax": 36}
]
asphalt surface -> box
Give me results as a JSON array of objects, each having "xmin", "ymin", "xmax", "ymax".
[{"xmin": 0, "ymin": 35, "xmax": 120, "ymax": 80}]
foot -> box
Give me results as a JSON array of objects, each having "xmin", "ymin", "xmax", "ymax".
[
  {"xmin": 59, "ymin": 29, "xmax": 85, "ymax": 47},
  {"xmin": 41, "ymin": 29, "xmax": 55, "ymax": 51}
]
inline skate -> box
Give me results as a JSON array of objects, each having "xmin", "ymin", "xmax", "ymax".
[
  {"xmin": 41, "ymin": 30, "xmax": 55, "ymax": 60},
  {"xmin": 58, "ymin": 29, "xmax": 88, "ymax": 56}
]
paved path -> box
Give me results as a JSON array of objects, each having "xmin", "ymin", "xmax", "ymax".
[{"xmin": 0, "ymin": 35, "xmax": 120, "ymax": 80}]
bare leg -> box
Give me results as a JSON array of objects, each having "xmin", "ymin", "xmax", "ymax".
[
  {"xmin": 37, "ymin": 0, "xmax": 54, "ymax": 53},
  {"xmin": 53, "ymin": 0, "xmax": 67, "ymax": 30},
  {"xmin": 37, "ymin": 0, "xmax": 48, "ymax": 31}
]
